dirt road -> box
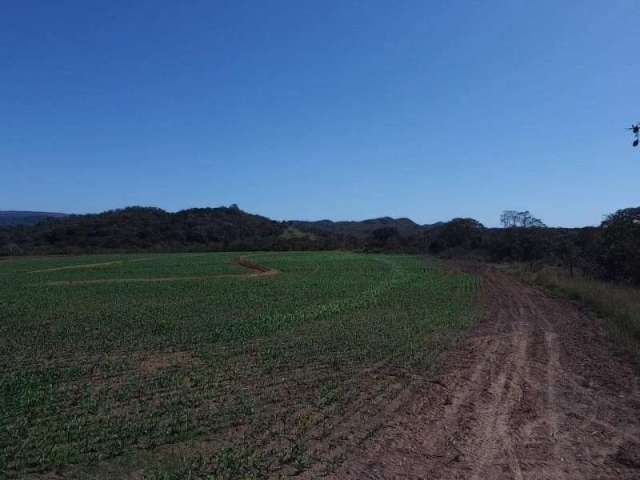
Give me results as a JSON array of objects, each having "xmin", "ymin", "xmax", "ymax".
[{"xmin": 332, "ymin": 265, "xmax": 640, "ymax": 479}]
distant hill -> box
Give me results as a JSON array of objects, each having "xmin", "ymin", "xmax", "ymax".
[
  {"xmin": 0, "ymin": 205, "xmax": 449, "ymax": 255},
  {"xmin": 0, "ymin": 211, "xmax": 68, "ymax": 227},
  {"xmin": 290, "ymin": 217, "xmax": 442, "ymax": 238},
  {"xmin": 0, "ymin": 206, "xmax": 290, "ymax": 254}
]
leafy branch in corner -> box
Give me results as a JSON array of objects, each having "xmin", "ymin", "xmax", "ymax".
[{"xmin": 629, "ymin": 123, "xmax": 640, "ymax": 147}]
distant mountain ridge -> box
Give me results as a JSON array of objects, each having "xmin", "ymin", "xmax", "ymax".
[
  {"xmin": 289, "ymin": 217, "xmax": 442, "ymax": 238},
  {"xmin": 0, "ymin": 208, "xmax": 442, "ymax": 236},
  {"xmin": 0, "ymin": 211, "xmax": 69, "ymax": 227},
  {"xmin": 0, "ymin": 205, "xmax": 447, "ymax": 254}
]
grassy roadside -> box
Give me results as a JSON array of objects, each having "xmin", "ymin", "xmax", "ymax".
[{"xmin": 505, "ymin": 264, "xmax": 640, "ymax": 357}]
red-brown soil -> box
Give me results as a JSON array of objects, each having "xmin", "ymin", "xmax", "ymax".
[{"xmin": 329, "ymin": 264, "xmax": 640, "ymax": 479}]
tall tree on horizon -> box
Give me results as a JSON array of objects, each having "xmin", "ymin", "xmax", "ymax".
[{"xmin": 500, "ymin": 210, "xmax": 546, "ymax": 228}]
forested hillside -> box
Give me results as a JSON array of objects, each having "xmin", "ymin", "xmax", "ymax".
[
  {"xmin": 0, "ymin": 206, "xmax": 288, "ymax": 254},
  {"xmin": 0, "ymin": 211, "xmax": 68, "ymax": 226}
]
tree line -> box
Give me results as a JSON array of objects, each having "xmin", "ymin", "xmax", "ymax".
[
  {"xmin": 2, "ymin": 205, "xmax": 639, "ymax": 285},
  {"xmin": 372, "ymin": 208, "xmax": 640, "ymax": 285}
]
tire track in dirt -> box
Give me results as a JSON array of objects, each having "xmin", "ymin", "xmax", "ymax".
[
  {"xmin": 34, "ymin": 255, "xmax": 279, "ymax": 286},
  {"xmin": 234, "ymin": 255, "xmax": 280, "ymax": 277},
  {"xmin": 330, "ymin": 263, "xmax": 640, "ymax": 479},
  {"xmin": 27, "ymin": 260, "xmax": 125, "ymax": 274}
]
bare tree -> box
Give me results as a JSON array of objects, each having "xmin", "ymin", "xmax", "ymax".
[
  {"xmin": 500, "ymin": 210, "xmax": 546, "ymax": 228},
  {"xmin": 500, "ymin": 210, "xmax": 519, "ymax": 228},
  {"xmin": 519, "ymin": 211, "xmax": 546, "ymax": 228}
]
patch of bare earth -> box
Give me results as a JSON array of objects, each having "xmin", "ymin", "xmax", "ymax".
[
  {"xmin": 28, "ymin": 260, "xmax": 124, "ymax": 274},
  {"xmin": 85, "ymin": 351, "xmax": 202, "ymax": 394},
  {"xmin": 137, "ymin": 351, "xmax": 203, "ymax": 375},
  {"xmin": 38, "ymin": 256, "xmax": 278, "ymax": 285},
  {"xmin": 235, "ymin": 256, "xmax": 280, "ymax": 277},
  {"xmin": 328, "ymin": 264, "xmax": 640, "ymax": 479}
]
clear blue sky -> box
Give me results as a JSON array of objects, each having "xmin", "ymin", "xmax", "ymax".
[{"xmin": 2, "ymin": 1, "xmax": 638, "ymax": 227}]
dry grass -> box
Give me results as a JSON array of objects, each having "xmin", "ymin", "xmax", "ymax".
[{"xmin": 508, "ymin": 264, "xmax": 640, "ymax": 356}]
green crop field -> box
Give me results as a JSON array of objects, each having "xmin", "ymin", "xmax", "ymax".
[{"xmin": 0, "ymin": 252, "xmax": 479, "ymax": 479}]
